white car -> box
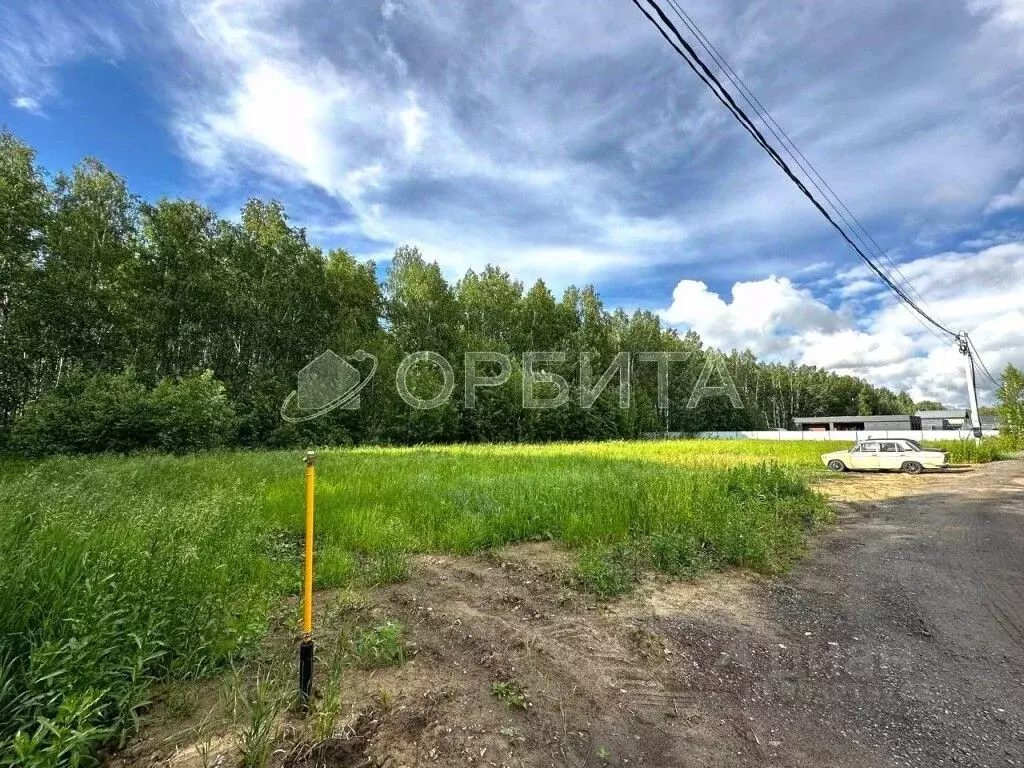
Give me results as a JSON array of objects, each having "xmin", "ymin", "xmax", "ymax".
[{"xmin": 822, "ymin": 439, "xmax": 948, "ymax": 474}]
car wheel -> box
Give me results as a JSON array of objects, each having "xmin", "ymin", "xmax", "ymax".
[
  {"xmin": 902, "ymin": 461, "xmax": 923, "ymax": 475},
  {"xmin": 827, "ymin": 459, "xmax": 846, "ymax": 472}
]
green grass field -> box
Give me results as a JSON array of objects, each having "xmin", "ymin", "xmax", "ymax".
[{"xmin": 0, "ymin": 437, "xmax": 1011, "ymax": 766}]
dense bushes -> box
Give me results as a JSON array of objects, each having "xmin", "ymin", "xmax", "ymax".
[{"xmin": 9, "ymin": 370, "xmax": 236, "ymax": 455}]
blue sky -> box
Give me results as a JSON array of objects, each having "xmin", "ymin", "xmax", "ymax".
[{"xmin": 1, "ymin": 0, "xmax": 1022, "ymax": 404}]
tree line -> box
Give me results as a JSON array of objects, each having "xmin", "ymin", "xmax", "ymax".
[{"xmin": 0, "ymin": 130, "xmax": 938, "ymax": 453}]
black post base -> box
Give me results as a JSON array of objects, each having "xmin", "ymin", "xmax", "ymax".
[{"xmin": 299, "ymin": 639, "xmax": 314, "ymax": 709}]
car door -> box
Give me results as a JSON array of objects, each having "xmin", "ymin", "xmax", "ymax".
[
  {"xmin": 852, "ymin": 441, "xmax": 879, "ymax": 470},
  {"xmin": 878, "ymin": 441, "xmax": 902, "ymax": 469}
]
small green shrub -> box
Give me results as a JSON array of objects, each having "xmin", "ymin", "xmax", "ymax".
[
  {"xmin": 10, "ymin": 369, "xmax": 150, "ymax": 455},
  {"xmin": 490, "ymin": 681, "xmax": 528, "ymax": 709},
  {"xmin": 570, "ymin": 544, "xmax": 643, "ymax": 598},
  {"xmin": 147, "ymin": 371, "xmax": 237, "ymax": 453},
  {"xmin": 5, "ymin": 690, "xmax": 110, "ymax": 768},
  {"xmin": 351, "ymin": 623, "xmax": 406, "ymax": 669},
  {"xmin": 647, "ymin": 531, "xmax": 713, "ymax": 578}
]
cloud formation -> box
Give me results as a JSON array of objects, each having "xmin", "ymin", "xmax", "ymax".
[
  {"xmin": 661, "ymin": 242, "xmax": 1024, "ymax": 404},
  {"xmin": 986, "ymin": 178, "xmax": 1024, "ymax": 215},
  {"xmin": 1, "ymin": 0, "xmax": 1022, "ymax": 402},
  {"xmin": 152, "ymin": 0, "xmax": 1024, "ymax": 283},
  {"xmin": 0, "ymin": 2, "xmax": 123, "ymax": 107}
]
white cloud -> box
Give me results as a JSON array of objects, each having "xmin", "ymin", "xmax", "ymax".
[
  {"xmin": 10, "ymin": 96, "xmax": 43, "ymax": 115},
  {"xmin": 662, "ymin": 276, "xmax": 840, "ymax": 334},
  {"xmin": 660, "ymin": 276, "xmax": 846, "ymax": 360},
  {"xmin": 161, "ymin": 0, "xmax": 1024, "ymax": 382},
  {"xmin": 0, "ymin": 3, "xmax": 122, "ymax": 107},
  {"xmin": 153, "ymin": 0, "xmax": 1022, "ymax": 290},
  {"xmin": 398, "ymin": 93, "xmax": 427, "ymax": 154},
  {"xmin": 381, "ymin": 0, "xmax": 404, "ymax": 21},
  {"xmin": 798, "ymin": 329, "xmax": 916, "ymax": 370},
  {"xmin": 985, "ymin": 177, "xmax": 1024, "ymax": 214},
  {"xmin": 662, "ymin": 242, "xmax": 1024, "ymax": 405},
  {"xmin": 966, "ymin": 0, "xmax": 1024, "ymax": 27}
]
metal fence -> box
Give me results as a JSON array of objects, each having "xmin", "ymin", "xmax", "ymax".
[{"xmin": 643, "ymin": 429, "xmax": 1000, "ymax": 442}]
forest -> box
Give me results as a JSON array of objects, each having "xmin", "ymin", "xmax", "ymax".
[{"xmin": 0, "ymin": 130, "xmax": 926, "ymax": 453}]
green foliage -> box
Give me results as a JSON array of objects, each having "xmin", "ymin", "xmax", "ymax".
[
  {"xmin": 925, "ymin": 436, "xmax": 1015, "ymax": 464},
  {"xmin": 0, "ymin": 130, "xmax": 963, "ymax": 454},
  {"xmin": 568, "ymin": 459, "xmax": 831, "ymax": 597},
  {"xmin": 10, "ymin": 370, "xmax": 236, "ymax": 455},
  {"xmin": 363, "ymin": 551, "xmax": 410, "ymax": 586},
  {"xmin": 10, "ymin": 370, "xmax": 151, "ymax": 454},
  {"xmin": 0, "ymin": 132, "xmax": 50, "ymax": 435},
  {"xmin": 490, "ymin": 681, "xmax": 528, "ymax": 710},
  {"xmin": 996, "ymin": 364, "xmax": 1024, "ymax": 445},
  {"xmin": 0, "ymin": 441, "xmax": 840, "ymax": 763},
  {"xmin": 5, "ymin": 689, "xmax": 109, "ymax": 768},
  {"xmin": 148, "ymin": 371, "xmax": 237, "ymax": 453},
  {"xmin": 570, "ymin": 545, "xmax": 642, "ymax": 598},
  {"xmin": 0, "ymin": 455, "xmax": 291, "ymax": 765},
  {"xmin": 350, "ymin": 623, "xmax": 406, "ymax": 668}
]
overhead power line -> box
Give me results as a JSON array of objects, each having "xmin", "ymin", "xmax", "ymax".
[
  {"xmin": 660, "ymin": 0, "xmax": 949, "ymax": 344},
  {"xmin": 967, "ymin": 336, "xmax": 1000, "ymax": 387},
  {"xmin": 631, "ymin": 0, "xmax": 958, "ymax": 341}
]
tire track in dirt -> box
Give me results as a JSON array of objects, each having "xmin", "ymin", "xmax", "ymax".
[
  {"xmin": 762, "ymin": 460, "xmax": 1024, "ymax": 767},
  {"xmin": 956, "ymin": 477, "xmax": 1024, "ymax": 654}
]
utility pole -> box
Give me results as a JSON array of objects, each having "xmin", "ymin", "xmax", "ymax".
[{"xmin": 957, "ymin": 332, "xmax": 983, "ymax": 436}]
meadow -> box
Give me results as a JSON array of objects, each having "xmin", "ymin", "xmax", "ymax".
[{"xmin": 0, "ymin": 437, "xmax": 1010, "ymax": 766}]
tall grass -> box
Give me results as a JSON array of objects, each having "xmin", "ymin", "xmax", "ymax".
[
  {"xmin": 924, "ymin": 436, "xmax": 1016, "ymax": 464},
  {"xmin": 3, "ymin": 436, "xmax": 987, "ymax": 764},
  {"xmin": 0, "ymin": 456, "xmax": 292, "ymax": 766}
]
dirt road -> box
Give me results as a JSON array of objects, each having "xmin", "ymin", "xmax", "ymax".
[
  {"xmin": 120, "ymin": 460, "xmax": 1024, "ymax": 768},
  {"xmin": 741, "ymin": 459, "xmax": 1024, "ymax": 767}
]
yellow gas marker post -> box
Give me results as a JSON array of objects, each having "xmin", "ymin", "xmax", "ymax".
[{"xmin": 299, "ymin": 450, "xmax": 315, "ymax": 708}]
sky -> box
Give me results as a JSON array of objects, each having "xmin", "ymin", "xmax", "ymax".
[{"xmin": 1, "ymin": 0, "xmax": 1022, "ymax": 406}]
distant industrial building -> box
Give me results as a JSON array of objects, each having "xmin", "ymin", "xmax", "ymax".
[
  {"xmin": 793, "ymin": 409, "xmax": 981, "ymax": 432},
  {"xmin": 793, "ymin": 414, "xmax": 920, "ymax": 431},
  {"xmin": 915, "ymin": 409, "xmax": 969, "ymax": 430},
  {"xmin": 980, "ymin": 414, "xmax": 1001, "ymax": 430}
]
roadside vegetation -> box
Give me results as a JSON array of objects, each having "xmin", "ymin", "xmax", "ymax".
[
  {"xmin": 2, "ymin": 436, "xmax": 1013, "ymax": 764},
  {"xmin": 0, "ymin": 440, "xmax": 839, "ymax": 765},
  {"xmin": 926, "ymin": 436, "xmax": 1018, "ymax": 464}
]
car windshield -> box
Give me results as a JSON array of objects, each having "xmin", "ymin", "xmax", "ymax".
[{"xmin": 902, "ymin": 440, "xmax": 923, "ymax": 451}]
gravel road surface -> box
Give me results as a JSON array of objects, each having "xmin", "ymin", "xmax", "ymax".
[{"xmin": 719, "ymin": 459, "xmax": 1024, "ymax": 766}]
